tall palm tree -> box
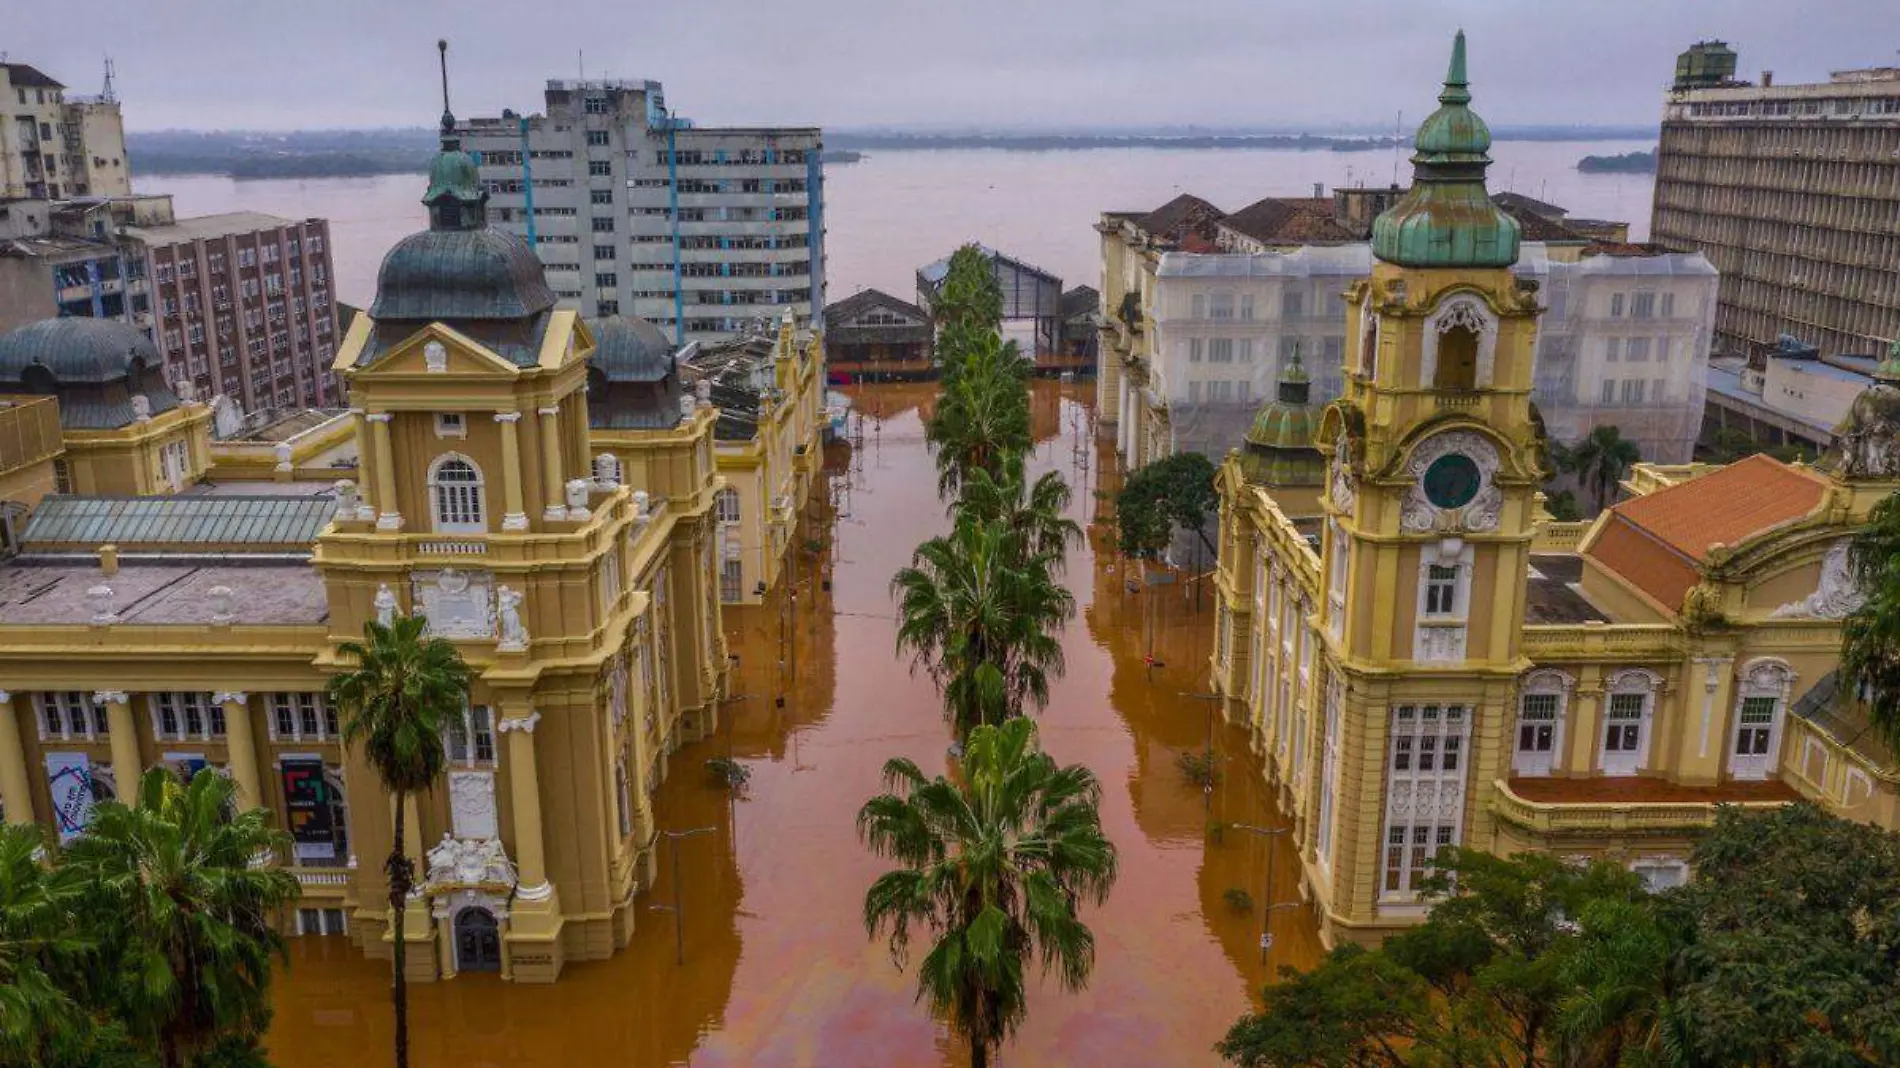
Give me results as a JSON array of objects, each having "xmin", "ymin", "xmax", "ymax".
[
  {"xmin": 956, "ymin": 460, "xmax": 1081, "ymax": 571},
  {"xmin": 1569, "ymin": 426, "xmax": 1642, "ymax": 512},
  {"xmin": 1842, "ymin": 492, "xmax": 1900, "ymax": 754},
  {"xmin": 859, "ymin": 718, "xmax": 1118, "ymax": 1068},
  {"xmin": 60, "ymin": 768, "xmax": 299, "ymax": 1068},
  {"xmin": 928, "ymin": 336, "xmax": 1033, "ymax": 498},
  {"xmin": 1556, "ymin": 897, "xmax": 1695, "ymax": 1068},
  {"xmin": 931, "ymin": 244, "xmax": 1005, "ymax": 338},
  {"xmin": 327, "ymin": 615, "xmax": 473, "ymax": 1068},
  {"xmin": 0, "ymin": 824, "xmax": 95, "ymax": 1068},
  {"xmin": 893, "ymin": 518, "xmax": 1075, "ymax": 736}
]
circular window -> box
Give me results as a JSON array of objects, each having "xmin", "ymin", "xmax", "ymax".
[{"xmin": 1422, "ymin": 452, "xmax": 1482, "ymax": 510}]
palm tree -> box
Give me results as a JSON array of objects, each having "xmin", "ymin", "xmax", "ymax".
[
  {"xmin": 956, "ymin": 459, "xmax": 1081, "ymax": 571},
  {"xmin": 927, "ymin": 335, "xmax": 1033, "ymax": 498},
  {"xmin": 1568, "ymin": 426, "xmax": 1641, "ymax": 512},
  {"xmin": 931, "ymin": 244, "xmax": 1005, "ymax": 338},
  {"xmin": 1555, "ymin": 897, "xmax": 1695, "ymax": 1068},
  {"xmin": 327, "ymin": 615, "xmax": 473, "ymax": 1068},
  {"xmin": 859, "ymin": 717, "xmax": 1118, "ymax": 1068},
  {"xmin": 60, "ymin": 768, "xmax": 299, "ymax": 1068},
  {"xmin": 893, "ymin": 518, "xmax": 1075, "ymax": 736},
  {"xmin": 0, "ymin": 824, "xmax": 95, "ymax": 1068},
  {"xmin": 1843, "ymin": 492, "xmax": 1900, "ymax": 754}
]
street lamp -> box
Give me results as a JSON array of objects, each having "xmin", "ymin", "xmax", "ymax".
[
  {"xmin": 1230, "ymin": 822, "xmax": 1301, "ymax": 973},
  {"xmin": 1181, "ymin": 691, "xmax": 1224, "ymax": 815},
  {"xmin": 647, "ymin": 825, "xmax": 717, "ymax": 965}
]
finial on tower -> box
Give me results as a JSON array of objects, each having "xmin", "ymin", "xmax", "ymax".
[
  {"xmin": 1440, "ymin": 30, "xmax": 1471, "ymax": 105},
  {"xmin": 437, "ymin": 39, "xmax": 454, "ymax": 135}
]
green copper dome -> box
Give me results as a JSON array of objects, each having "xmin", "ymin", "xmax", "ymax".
[
  {"xmin": 1370, "ymin": 31, "xmax": 1521, "ymax": 269},
  {"xmin": 1240, "ymin": 347, "xmax": 1324, "ymax": 487}
]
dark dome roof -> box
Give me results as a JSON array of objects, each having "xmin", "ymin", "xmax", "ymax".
[
  {"xmin": 587, "ymin": 315, "xmax": 676, "ymax": 382},
  {"xmin": 369, "ymin": 228, "xmax": 557, "ymax": 322},
  {"xmin": 0, "ymin": 317, "xmax": 160, "ymax": 384}
]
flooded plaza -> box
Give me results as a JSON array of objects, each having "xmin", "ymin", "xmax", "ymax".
[{"xmin": 265, "ymin": 380, "xmax": 1322, "ymax": 1067}]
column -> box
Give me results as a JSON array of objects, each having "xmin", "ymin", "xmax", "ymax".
[
  {"xmin": 0, "ymin": 692, "xmax": 35, "ymax": 825},
  {"xmin": 95, "ymin": 691, "xmax": 141, "ymax": 791},
  {"xmin": 1566, "ymin": 670, "xmax": 1603, "ymax": 777},
  {"xmin": 493, "ymin": 411, "xmax": 529, "ymax": 531},
  {"xmin": 349, "ymin": 408, "xmax": 375, "ymax": 515},
  {"xmin": 367, "ymin": 413, "xmax": 401, "ymax": 530},
  {"xmin": 213, "ymin": 692, "xmax": 261, "ymax": 809},
  {"xmin": 538, "ymin": 406, "xmax": 566, "ymax": 521},
  {"xmin": 499, "ymin": 711, "xmax": 550, "ymax": 900}
]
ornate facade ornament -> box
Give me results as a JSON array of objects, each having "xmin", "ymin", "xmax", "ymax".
[
  {"xmin": 1419, "ymin": 295, "xmax": 1499, "ymax": 389},
  {"xmin": 373, "ymin": 583, "xmax": 399, "ymax": 627},
  {"xmin": 497, "ymin": 710, "xmax": 541, "ymax": 733},
  {"xmin": 423, "ymin": 340, "xmax": 448, "ymax": 372},
  {"xmin": 86, "ymin": 584, "xmax": 116, "ymax": 624},
  {"xmin": 273, "ymin": 442, "xmax": 294, "ymax": 473},
  {"xmin": 448, "ymin": 770, "xmax": 498, "ymax": 838},
  {"xmin": 593, "ymin": 452, "xmax": 621, "ymax": 488},
  {"xmin": 564, "ymin": 478, "xmax": 592, "ymax": 519},
  {"xmin": 1400, "ymin": 431, "xmax": 1503, "ymax": 533},
  {"xmin": 1770, "ymin": 541, "xmax": 1866, "ymax": 620},
  {"xmin": 424, "ymin": 833, "xmax": 516, "ymax": 890},
  {"xmin": 130, "ymin": 395, "xmax": 152, "ymax": 422},
  {"xmin": 413, "ymin": 568, "xmax": 496, "ymax": 639},
  {"xmin": 333, "ymin": 480, "xmax": 361, "ymax": 521},
  {"xmin": 495, "ymin": 585, "xmax": 528, "ymax": 651},
  {"xmin": 1329, "ymin": 434, "xmax": 1357, "ymax": 512},
  {"xmin": 211, "ymin": 691, "xmax": 248, "ymax": 706},
  {"xmin": 207, "ymin": 585, "xmax": 236, "ymax": 624}
]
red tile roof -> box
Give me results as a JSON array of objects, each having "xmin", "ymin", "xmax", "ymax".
[
  {"xmin": 1585, "ymin": 454, "xmax": 1829, "ymax": 610},
  {"xmin": 1220, "ymin": 196, "xmax": 1358, "ymax": 245}
]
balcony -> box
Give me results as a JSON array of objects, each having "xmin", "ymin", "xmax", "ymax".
[
  {"xmin": 1519, "ymin": 622, "xmax": 1680, "ymax": 659},
  {"xmin": 1490, "ymin": 777, "xmax": 1795, "ymax": 836}
]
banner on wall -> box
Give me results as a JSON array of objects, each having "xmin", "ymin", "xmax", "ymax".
[
  {"xmin": 281, "ymin": 758, "xmax": 336, "ymax": 860},
  {"xmin": 46, "ymin": 752, "xmax": 96, "ymax": 842}
]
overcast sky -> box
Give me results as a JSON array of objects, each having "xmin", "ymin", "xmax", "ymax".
[{"xmin": 6, "ymin": 0, "xmax": 1892, "ymax": 132}]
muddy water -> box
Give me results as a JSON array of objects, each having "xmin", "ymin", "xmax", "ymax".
[{"xmin": 266, "ymin": 381, "xmax": 1320, "ymax": 1067}]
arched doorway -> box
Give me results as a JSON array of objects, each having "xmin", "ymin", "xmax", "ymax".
[{"xmin": 453, "ymin": 907, "xmax": 501, "ymax": 973}]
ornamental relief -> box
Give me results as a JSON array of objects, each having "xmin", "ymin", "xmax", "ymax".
[
  {"xmin": 1400, "ymin": 431, "xmax": 1504, "ymax": 534},
  {"xmin": 1769, "ymin": 541, "xmax": 1866, "ymax": 620}
]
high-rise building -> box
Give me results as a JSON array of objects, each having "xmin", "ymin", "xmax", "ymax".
[
  {"xmin": 128, "ymin": 211, "xmax": 340, "ymax": 411},
  {"xmin": 1, "ymin": 62, "xmax": 132, "ymax": 200},
  {"xmin": 457, "ymin": 80, "xmax": 823, "ymax": 347},
  {"xmin": 1651, "ymin": 42, "xmax": 1900, "ymax": 363}
]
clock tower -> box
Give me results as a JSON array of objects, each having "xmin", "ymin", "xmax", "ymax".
[{"xmin": 1309, "ymin": 31, "xmax": 1549, "ymax": 934}]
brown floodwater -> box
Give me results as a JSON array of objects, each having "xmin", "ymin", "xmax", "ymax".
[{"xmin": 266, "ymin": 381, "xmax": 1321, "ymax": 1067}]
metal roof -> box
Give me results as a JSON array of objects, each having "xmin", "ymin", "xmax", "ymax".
[{"xmin": 21, "ymin": 495, "xmax": 332, "ymax": 550}]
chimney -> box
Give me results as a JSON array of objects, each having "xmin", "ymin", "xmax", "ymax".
[
  {"xmin": 97, "ymin": 543, "xmax": 119, "ymax": 577},
  {"xmin": 1762, "ymin": 70, "xmax": 1774, "ymax": 87}
]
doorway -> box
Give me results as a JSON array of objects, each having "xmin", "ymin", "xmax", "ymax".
[{"xmin": 453, "ymin": 907, "xmax": 502, "ymax": 973}]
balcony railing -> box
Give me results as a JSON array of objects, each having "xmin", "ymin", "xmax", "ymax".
[{"xmin": 1490, "ymin": 779, "xmax": 1788, "ymax": 835}]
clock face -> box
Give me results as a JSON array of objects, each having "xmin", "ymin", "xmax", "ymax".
[{"xmin": 1422, "ymin": 452, "xmax": 1482, "ymax": 510}]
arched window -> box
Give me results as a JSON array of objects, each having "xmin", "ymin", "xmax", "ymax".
[
  {"xmin": 1730, "ymin": 658, "xmax": 1795, "ymax": 780},
  {"xmin": 714, "ymin": 486, "xmax": 740, "ymax": 524},
  {"xmin": 1601, "ymin": 668, "xmax": 1662, "ymax": 776},
  {"xmin": 429, "ymin": 454, "xmax": 486, "ymax": 533},
  {"xmin": 1435, "ymin": 325, "xmax": 1480, "ymax": 390}
]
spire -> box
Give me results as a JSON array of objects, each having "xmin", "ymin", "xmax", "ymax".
[
  {"xmin": 421, "ymin": 39, "xmax": 486, "ymax": 232},
  {"xmin": 1368, "ymin": 31, "xmax": 1521, "ymax": 268},
  {"xmin": 437, "ymin": 39, "xmax": 455, "ymax": 138},
  {"xmin": 1278, "ymin": 342, "xmax": 1311, "ymax": 404},
  {"xmin": 1440, "ymin": 30, "xmax": 1470, "ymax": 105}
]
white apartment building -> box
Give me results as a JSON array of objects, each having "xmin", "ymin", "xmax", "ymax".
[
  {"xmin": 2, "ymin": 62, "xmax": 131, "ymax": 201},
  {"xmin": 1127, "ymin": 242, "xmax": 1718, "ymax": 469},
  {"xmin": 458, "ymin": 80, "xmax": 822, "ymax": 347}
]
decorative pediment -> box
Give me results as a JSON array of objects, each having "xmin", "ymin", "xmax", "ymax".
[
  {"xmin": 355, "ymin": 323, "xmax": 524, "ymax": 378},
  {"xmin": 1399, "ymin": 430, "xmax": 1504, "ymax": 534},
  {"xmin": 1769, "ymin": 540, "xmax": 1865, "ymax": 620}
]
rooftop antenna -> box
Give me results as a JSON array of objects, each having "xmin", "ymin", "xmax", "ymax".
[
  {"xmin": 1391, "ymin": 109, "xmax": 1402, "ymax": 186},
  {"xmin": 436, "ymin": 39, "xmax": 454, "ymax": 131},
  {"xmin": 101, "ymin": 57, "xmax": 116, "ymax": 103},
  {"xmin": 579, "ymin": 49, "xmax": 585, "ymax": 81}
]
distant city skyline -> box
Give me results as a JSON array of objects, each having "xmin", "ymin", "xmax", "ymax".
[{"xmin": 7, "ymin": 0, "xmax": 1891, "ymax": 132}]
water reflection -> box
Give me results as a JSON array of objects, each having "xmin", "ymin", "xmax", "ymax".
[{"xmin": 268, "ymin": 382, "xmax": 1319, "ymax": 1066}]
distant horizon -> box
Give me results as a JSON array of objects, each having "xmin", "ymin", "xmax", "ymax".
[{"xmin": 121, "ymin": 121, "xmax": 1661, "ymax": 139}]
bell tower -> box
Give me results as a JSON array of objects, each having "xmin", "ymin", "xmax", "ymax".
[{"xmin": 1310, "ymin": 32, "xmax": 1549, "ymax": 930}]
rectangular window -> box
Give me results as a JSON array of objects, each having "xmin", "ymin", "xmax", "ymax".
[
  {"xmin": 591, "ymin": 190, "xmax": 614, "ymax": 205},
  {"xmin": 1424, "ymin": 565, "xmax": 1458, "ymax": 616},
  {"xmin": 1237, "ymin": 339, "xmax": 1254, "ymax": 364},
  {"xmin": 1609, "ymin": 292, "xmax": 1625, "ymax": 318},
  {"xmin": 588, "ymin": 161, "xmax": 612, "ymax": 177},
  {"xmin": 1239, "ymin": 293, "xmax": 1255, "ymax": 321},
  {"xmin": 1189, "ymin": 294, "xmax": 1206, "ymax": 320},
  {"xmin": 1600, "ymin": 378, "xmax": 1617, "ymax": 404},
  {"xmin": 1208, "ymin": 338, "xmax": 1234, "ymax": 363},
  {"xmin": 1736, "ymin": 696, "xmax": 1776, "ymax": 756},
  {"xmin": 1282, "ymin": 290, "xmax": 1305, "ymax": 318},
  {"xmin": 591, "ymin": 216, "xmax": 615, "ymax": 233},
  {"xmin": 1660, "ymin": 292, "xmax": 1676, "ymax": 318},
  {"xmin": 1626, "ymin": 338, "xmax": 1651, "ymax": 363},
  {"xmin": 586, "ymin": 130, "xmax": 611, "ymax": 146},
  {"xmin": 444, "ymin": 705, "xmax": 496, "ymax": 768},
  {"xmin": 721, "ymin": 558, "xmax": 744, "ymax": 603},
  {"xmin": 1517, "ymin": 693, "xmax": 1559, "ymax": 755},
  {"xmin": 1604, "ymin": 693, "xmax": 1646, "ymax": 753},
  {"xmin": 35, "ymin": 691, "xmax": 106, "ymax": 740},
  {"xmin": 1621, "ymin": 379, "xmax": 1646, "ymax": 404},
  {"xmin": 1382, "ymin": 705, "xmax": 1469, "ymax": 898},
  {"xmin": 595, "ymin": 272, "xmax": 618, "ymax": 288},
  {"xmin": 594, "ymin": 244, "xmax": 616, "ymax": 260},
  {"xmin": 1188, "ymin": 338, "xmax": 1203, "ymax": 363},
  {"xmin": 153, "ymin": 692, "xmax": 223, "ymax": 741},
  {"xmin": 269, "ymin": 693, "xmax": 337, "ymax": 741},
  {"xmin": 1209, "ymin": 292, "xmax": 1234, "ymax": 320},
  {"xmin": 1631, "ymin": 292, "xmax": 1656, "ymax": 319}
]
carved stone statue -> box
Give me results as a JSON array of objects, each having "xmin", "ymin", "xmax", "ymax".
[
  {"xmin": 423, "ymin": 340, "xmax": 448, "ymax": 373},
  {"xmin": 333, "ymin": 479, "xmax": 361, "ymax": 521},
  {"xmin": 273, "ymin": 442, "xmax": 294, "ymax": 472},
  {"xmin": 425, "ymin": 834, "xmax": 518, "ymax": 889},
  {"xmin": 680, "ymin": 394, "xmax": 697, "ymax": 419},
  {"xmin": 374, "ymin": 583, "xmax": 398, "ymax": 627},
  {"xmin": 565, "ymin": 478, "xmax": 592, "ymax": 519},
  {"xmin": 695, "ymin": 378, "xmax": 712, "ymax": 405},
  {"xmin": 174, "ymin": 377, "xmax": 197, "ymax": 403},
  {"xmin": 207, "ymin": 585, "xmax": 236, "ymax": 624},
  {"xmin": 130, "ymin": 395, "xmax": 152, "ymax": 422},
  {"xmin": 633, "ymin": 490, "xmax": 651, "ymax": 519},
  {"xmin": 593, "ymin": 452, "xmax": 621, "ymax": 488},
  {"xmin": 496, "ymin": 585, "xmax": 528, "ymax": 651}
]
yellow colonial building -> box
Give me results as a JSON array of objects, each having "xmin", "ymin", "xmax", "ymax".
[
  {"xmin": 0, "ymin": 117, "xmax": 752, "ymax": 982},
  {"xmin": 1211, "ymin": 34, "xmax": 1900, "ymax": 952}
]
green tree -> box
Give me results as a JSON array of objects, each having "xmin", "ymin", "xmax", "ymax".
[
  {"xmin": 62, "ymin": 768, "xmax": 299, "ymax": 1068},
  {"xmin": 1842, "ymin": 492, "xmax": 1900, "ymax": 753},
  {"xmin": 326, "ymin": 616, "xmax": 474, "ymax": 1068},
  {"xmin": 926, "ymin": 331, "xmax": 1033, "ymax": 497},
  {"xmin": 1567, "ymin": 427, "xmax": 1641, "ymax": 512},
  {"xmin": 1542, "ymin": 490, "xmax": 1583, "ymax": 522},
  {"xmin": 858, "ymin": 718, "xmax": 1118, "ymax": 1068},
  {"xmin": 0, "ymin": 824, "xmax": 122, "ymax": 1068},
  {"xmin": 930, "ymin": 244, "xmax": 1005, "ymax": 339},
  {"xmin": 956, "ymin": 458, "xmax": 1081, "ymax": 571},
  {"xmin": 1116, "ymin": 451, "xmax": 1219, "ymax": 560},
  {"xmin": 893, "ymin": 517, "xmax": 1075, "ymax": 735},
  {"xmin": 1215, "ymin": 944, "xmax": 1427, "ymax": 1067}
]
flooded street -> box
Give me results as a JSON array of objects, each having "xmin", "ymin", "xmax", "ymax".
[{"xmin": 266, "ymin": 381, "xmax": 1321, "ymax": 1066}]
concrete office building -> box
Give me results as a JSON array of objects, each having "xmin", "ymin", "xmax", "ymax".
[
  {"xmin": 1, "ymin": 62, "xmax": 131, "ymax": 201},
  {"xmin": 458, "ymin": 80, "xmax": 822, "ymax": 346},
  {"xmin": 1652, "ymin": 41, "xmax": 1900, "ymax": 363}
]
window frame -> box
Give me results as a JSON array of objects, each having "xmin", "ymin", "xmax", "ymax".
[{"xmin": 427, "ymin": 453, "xmax": 487, "ymax": 534}]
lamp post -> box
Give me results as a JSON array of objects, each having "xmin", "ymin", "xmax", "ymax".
[
  {"xmin": 647, "ymin": 826, "xmax": 717, "ymax": 965},
  {"xmin": 1181, "ymin": 691, "xmax": 1224, "ymax": 816},
  {"xmin": 1230, "ymin": 822, "xmax": 1301, "ymax": 974}
]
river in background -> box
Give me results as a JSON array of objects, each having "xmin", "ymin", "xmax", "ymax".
[{"xmin": 140, "ymin": 140, "xmax": 1655, "ymax": 312}]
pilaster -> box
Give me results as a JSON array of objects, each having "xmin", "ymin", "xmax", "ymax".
[
  {"xmin": 95, "ymin": 691, "xmax": 140, "ymax": 790},
  {"xmin": 499, "ymin": 708, "xmax": 564, "ymax": 982},
  {"xmin": 1566, "ymin": 667, "xmax": 1604, "ymax": 777},
  {"xmin": 213, "ymin": 691, "xmax": 261, "ymax": 808},
  {"xmin": 0, "ymin": 692, "xmax": 35, "ymax": 824}
]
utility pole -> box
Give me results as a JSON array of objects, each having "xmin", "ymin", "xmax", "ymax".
[
  {"xmin": 1182, "ymin": 691, "xmax": 1224, "ymax": 816},
  {"xmin": 1230, "ymin": 823, "xmax": 1300, "ymax": 975},
  {"xmin": 648, "ymin": 826, "xmax": 717, "ymax": 965}
]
